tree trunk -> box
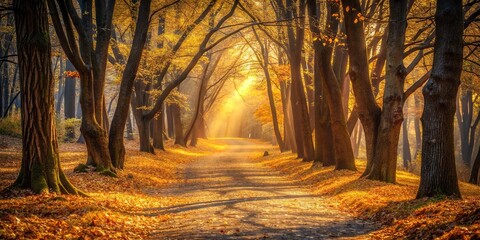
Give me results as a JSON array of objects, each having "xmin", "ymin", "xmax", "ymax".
[
  {"xmin": 283, "ymin": 0, "xmax": 314, "ymax": 161},
  {"xmin": 319, "ymin": 48, "xmax": 356, "ymax": 170},
  {"xmin": 413, "ymin": 93, "xmax": 422, "ymax": 159},
  {"xmin": 152, "ymin": 113, "xmax": 165, "ymax": 150},
  {"xmin": 109, "ymin": 0, "xmax": 152, "ymax": 168},
  {"xmin": 131, "ymin": 93, "xmax": 154, "ymax": 155},
  {"xmin": 351, "ymin": 122, "xmax": 359, "ymax": 157},
  {"xmin": 307, "ymin": 0, "xmax": 334, "ymax": 167},
  {"xmin": 55, "ymin": 57, "xmax": 64, "ymax": 114},
  {"xmin": 1, "ymin": 15, "xmax": 13, "ymax": 117},
  {"xmin": 47, "ymin": 0, "xmax": 114, "ymax": 173},
  {"xmin": 280, "ymin": 78, "xmax": 295, "ymax": 152},
  {"xmin": 265, "ymin": 58, "xmax": 285, "ymax": 152},
  {"xmin": 126, "ymin": 108, "xmax": 135, "ymax": 140},
  {"xmin": 172, "ymin": 102, "xmax": 185, "ymax": 146},
  {"xmin": 341, "ymin": 0, "xmax": 382, "ymax": 175},
  {"xmin": 364, "ymin": 0, "xmax": 408, "ymax": 183},
  {"xmin": 402, "ymin": 117, "xmax": 412, "ymax": 169},
  {"xmin": 416, "ymin": 0, "xmax": 462, "ymax": 198},
  {"xmin": 301, "ymin": 54, "xmax": 315, "ymax": 129},
  {"xmin": 314, "ymin": 0, "xmax": 355, "ymax": 170},
  {"xmin": 167, "ymin": 104, "xmax": 175, "ymax": 138},
  {"xmin": 457, "ymin": 90, "xmax": 474, "ymax": 166},
  {"xmin": 12, "ymin": 0, "xmax": 80, "ymax": 195},
  {"xmin": 470, "ymin": 147, "xmax": 480, "ymax": 184},
  {"xmin": 64, "ymin": 59, "xmax": 76, "ymax": 141},
  {"xmin": 252, "ymin": 31, "xmax": 285, "ymax": 152}
]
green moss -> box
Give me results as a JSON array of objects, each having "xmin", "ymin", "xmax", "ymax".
[
  {"xmin": 99, "ymin": 169, "xmax": 118, "ymax": 178},
  {"xmin": 73, "ymin": 164, "xmax": 89, "ymax": 173},
  {"xmin": 31, "ymin": 162, "xmax": 48, "ymax": 194},
  {"xmin": 0, "ymin": 114, "xmax": 22, "ymax": 138}
]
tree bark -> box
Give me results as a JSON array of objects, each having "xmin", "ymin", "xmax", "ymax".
[
  {"xmin": 308, "ymin": 0, "xmax": 354, "ymax": 170},
  {"xmin": 341, "ymin": 0, "xmax": 382, "ymax": 175},
  {"xmin": 457, "ymin": 90, "xmax": 474, "ymax": 166},
  {"xmin": 55, "ymin": 57, "xmax": 64, "ymax": 114},
  {"xmin": 285, "ymin": 0, "xmax": 314, "ymax": 161},
  {"xmin": 470, "ymin": 147, "xmax": 480, "ymax": 184},
  {"xmin": 64, "ymin": 59, "xmax": 76, "ymax": 141},
  {"xmin": 402, "ymin": 117, "xmax": 412, "ymax": 169},
  {"xmin": 126, "ymin": 108, "xmax": 135, "ymax": 140},
  {"xmin": 172, "ymin": 101, "xmax": 186, "ymax": 146},
  {"xmin": 252, "ymin": 29, "xmax": 285, "ymax": 152},
  {"xmin": 12, "ymin": 0, "xmax": 80, "ymax": 195},
  {"xmin": 109, "ymin": 0, "xmax": 152, "ymax": 168},
  {"xmin": 416, "ymin": 0, "xmax": 463, "ymax": 198},
  {"xmin": 413, "ymin": 93, "xmax": 422, "ymax": 159},
  {"xmin": 364, "ymin": 0, "xmax": 408, "ymax": 182},
  {"xmin": 47, "ymin": 0, "xmax": 115, "ymax": 173}
]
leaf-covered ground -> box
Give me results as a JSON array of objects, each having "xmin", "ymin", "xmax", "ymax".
[
  {"xmin": 1, "ymin": 135, "xmax": 479, "ymax": 239},
  {"xmin": 0, "ymin": 135, "xmax": 226, "ymax": 239},
  {"xmin": 257, "ymin": 148, "xmax": 480, "ymax": 239},
  {"xmin": 148, "ymin": 139, "xmax": 376, "ymax": 239}
]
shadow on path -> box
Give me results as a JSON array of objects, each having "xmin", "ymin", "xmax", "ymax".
[{"xmin": 148, "ymin": 139, "xmax": 377, "ymax": 239}]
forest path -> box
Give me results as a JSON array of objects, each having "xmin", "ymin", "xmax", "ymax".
[{"xmin": 148, "ymin": 139, "xmax": 376, "ymax": 239}]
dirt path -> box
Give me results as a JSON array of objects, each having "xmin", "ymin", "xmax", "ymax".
[{"xmin": 148, "ymin": 139, "xmax": 376, "ymax": 239}]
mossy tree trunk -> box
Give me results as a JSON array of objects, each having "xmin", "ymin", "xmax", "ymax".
[{"xmin": 12, "ymin": 0, "xmax": 81, "ymax": 195}]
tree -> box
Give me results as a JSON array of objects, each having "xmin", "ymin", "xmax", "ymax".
[
  {"xmin": 249, "ymin": 28, "xmax": 285, "ymax": 152},
  {"xmin": 282, "ymin": 0, "xmax": 315, "ymax": 161},
  {"xmin": 340, "ymin": 0, "xmax": 433, "ymax": 182},
  {"xmin": 125, "ymin": 0, "xmax": 218, "ymax": 154},
  {"xmin": 456, "ymin": 89, "xmax": 479, "ymax": 167},
  {"xmin": 470, "ymin": 146, "xmax": 480, "ymax": 184},
  {"xmin": 142, "ymin": 0, "xmax": 244, "ymax": 146},
  {"xmin": 108, "ymin": 0, "xmax": 154, "ymax": 169},
  {"xmin": 416, "ymin": 0, "xmax": 463, "ymax": 198},
  {"xmin": 365, "ymin": 0, "xmax": 408, "ymax": 182},
  {"xmin": 64, "ymin": 60, "xmax": 76, "ymax": 141},
  {"xmin": 12, "ymin": 0, "xmax": 81, "ymax": 195},
  {"xmin": 47, "ymin": 0, "xmax": 115, "ymax": 172},
  {"xmin": 307, "ymin": 0, "xmax": 354, "ymax": 170}
]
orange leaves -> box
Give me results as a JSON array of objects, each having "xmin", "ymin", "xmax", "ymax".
[
  {"xmin": 0, "ymin": 137, "xmax": 226, "ymax": 240},
  {"xmin": 257, "ymin": 149, "xmax": 480, "ymax": 239},
  {"xmin": 64, "ymin": 70, "xmax": 80, "ymax": 78},
  {"xmin": 354, "ymin": 12, "xmax": 366, "ymax": 24},
  {"xmin": 343, "ymin": 5, "xmax": 365, "ymax": 24}
]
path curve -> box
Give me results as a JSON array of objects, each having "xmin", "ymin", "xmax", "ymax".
[{"xmin": 149, "ymin": 139, "xmax": 375, "ymax": 239}]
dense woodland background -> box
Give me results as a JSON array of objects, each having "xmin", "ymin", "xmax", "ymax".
[
  {"xmin": 0, "ymin": 0, "xmax": 479, "ymax": 238},
  {"xmin": 0, "ymin": 0, "xmax": 479, "ymax": 214}
]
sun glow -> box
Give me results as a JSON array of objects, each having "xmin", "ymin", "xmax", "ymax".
[{"xmin": 207, "ymin": 76, "xmax": 256, "ymax": 138}]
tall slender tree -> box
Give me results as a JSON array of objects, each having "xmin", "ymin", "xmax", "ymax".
[{"xmin": 108, "ymin": 0, "xmax": 153, "ymax": 169}]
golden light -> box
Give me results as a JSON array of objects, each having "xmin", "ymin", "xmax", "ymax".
[{"xmin": 207, "ymin": 76, "xmax": 256, "ymax": 138}]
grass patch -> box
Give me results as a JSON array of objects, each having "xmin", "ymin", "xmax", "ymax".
[{"xmin": 0, "ymin": 114, "xmax": 21, "ymax": 138}]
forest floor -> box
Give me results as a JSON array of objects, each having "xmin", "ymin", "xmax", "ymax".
[
  {"xmin": 258, "ymin": 145, "xmax": 480, "ymax": 239},
  {"xmin": 0, "ymin": 136, "xmax": 479, "ymax": 239},
  {"xmin": 0, "ymin": 135, "xmax": 227, "ymax": 239},
  {"xmin": 148, "ymin": 138, "xmax": 375, "ymax": 239}
]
